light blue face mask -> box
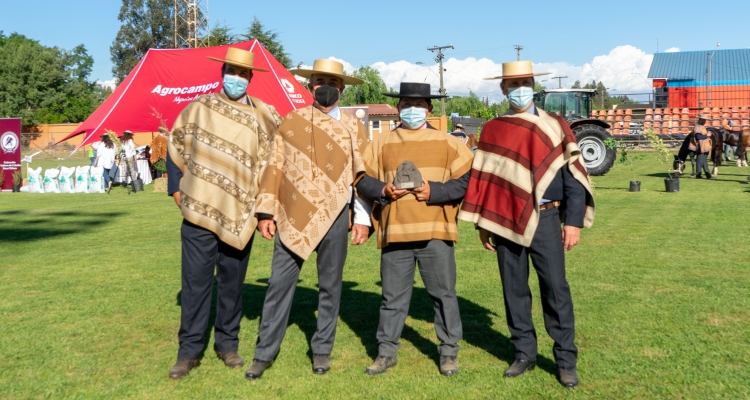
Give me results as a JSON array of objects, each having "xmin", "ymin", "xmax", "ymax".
[
  {"xmin": 507, "ymin": 86, "xmax": 534, "ymax": 109},
  {"xmin": 223, "ymin": 74, "xmax": 248, "ymax": 99},
  {"xmin": 400, "ymin": 106, "xmax": 427, "ymax": 129}
]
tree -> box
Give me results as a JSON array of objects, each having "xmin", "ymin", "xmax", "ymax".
[
  {"xmin": 339, "ymin": 66, "xmax": 396, "ymax": 107},
  {"xmin": 206, "ymin": 21, "xmax": 237, "ymax": 47},
  {"xmin": 571, "ymin": 80, "xmax": 581, "ymax": 89},
  {"xmin": 242, "ymin": 17, "xmax": 293, "ymax": 69},
  {"xmin": 0, "ymin": 32, "xmax": 100, "ymax": 125},
  {"xmin": 110, "ymin": 0, "xmax": 175, "ymax": 83}
]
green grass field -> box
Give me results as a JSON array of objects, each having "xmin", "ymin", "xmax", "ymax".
[{"xmin": 1, "ymin": 152, "xmax": 749, "ymax": 399}]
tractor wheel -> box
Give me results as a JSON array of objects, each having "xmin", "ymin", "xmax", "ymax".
[{"xmin": 573, "ymin": 124, "xmax": 616, "ymax": 176}]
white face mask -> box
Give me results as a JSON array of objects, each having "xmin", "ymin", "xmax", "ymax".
[
  {"xmin": 400, "ymin": 107, "xmax": 427, "ymax": 129},
  {"xmin": 507, "ymin": 86, "xmax": 534, "ymax": 109}
]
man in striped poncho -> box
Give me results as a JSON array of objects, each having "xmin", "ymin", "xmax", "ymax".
[
  {"xmin": 356, "ymin": 82, "xmax": 475, "ymax": 377},
  {"xmin": 458, "ymin": 61, "xmax": 595, "ymax": 389}
]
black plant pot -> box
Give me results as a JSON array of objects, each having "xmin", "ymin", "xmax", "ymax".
[
  {"xmin": 12, "ymin": 184, "xmax": 20, "ymax": 192},
  {"xmin": 664, "ymin": 178, "xmax": 680, "ymax": 192},
  {"xmin": 132, "ymin": 179, "xmax": 144, "ymax": 193},
  {"xmin": 629, "ymin": 181, "xmax": 641, "ymax": 192}
]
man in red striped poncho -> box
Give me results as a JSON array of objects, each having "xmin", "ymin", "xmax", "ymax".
[{"xmin": 458, "ymin": 60, "xmax": 595, "ymax": 389}]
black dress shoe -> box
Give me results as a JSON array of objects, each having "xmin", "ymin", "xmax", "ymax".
[
  {"xmin": 245, "ymin": 359, "xmax": 272, "ymax": 380},
  {"xmin": 559, "ymin": 366, "xmax": 579, "ymax": 388},
  {"xmin": 504, "ymin": 359, "xmax": 536, "ymax": 377},
  {"xmin": 169, "ymin": 358, "xmax": 200, "ymax": 379},
  {"xmin": 312, "ymin": 354, "xmax": 330, "ymax": 375}
]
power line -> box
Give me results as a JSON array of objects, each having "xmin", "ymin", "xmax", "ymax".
[{"xmin": 514, "ymin": 45, "xmax": 523, "ymax": 61}]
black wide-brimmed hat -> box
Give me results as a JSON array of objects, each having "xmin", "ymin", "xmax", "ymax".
[{"xmin": 384, "ymin": 82, "xmax": 447, "ymax": 99}]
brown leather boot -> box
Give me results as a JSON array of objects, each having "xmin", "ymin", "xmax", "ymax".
[
  {"xmin": 168, "ymin": 358, "xmax": 199, "ymax": 379},
  {"xmin": 216, "ymin": 351, "xmax": 244, "ymax": 368},
  {"xmin": 439, "ymin": 356, "xmax": 459, "ymax": 376}
]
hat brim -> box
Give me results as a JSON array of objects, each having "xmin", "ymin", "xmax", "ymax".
[
  {"xmin": 207, "ymin": 56, "xmax": 269, "ymax": 72},
  {"xmin": 484, "ymin": 72, "xmax": 551, "ymax": 80},
  {"xmin": 383, "ymin": 93, "xmax": 447, "ymax": 99},
  {"xmin": 288, "ymin": 69, "xmax": 364, "ymax": 85}
]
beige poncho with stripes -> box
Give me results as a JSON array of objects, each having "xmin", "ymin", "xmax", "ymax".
[{"xmin": 168, "ymin": 93, "xmax": 283, "ymax": 250}]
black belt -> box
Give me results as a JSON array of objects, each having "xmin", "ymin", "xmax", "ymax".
[{"xmin": 539, "ymin": 201, "xmax": 561, "ymax": 211}]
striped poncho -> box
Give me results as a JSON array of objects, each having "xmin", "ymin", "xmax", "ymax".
[
  {"xmin": 362, "ymin": 127, "xmax": 475, "ymax": 248},
  {"xmin": 168, "ymin": 93, "xmax": 283, "ymax": 250},
  {"xmin": 458, "ymin": 109, "xmax": 595, "ymax": 246}
]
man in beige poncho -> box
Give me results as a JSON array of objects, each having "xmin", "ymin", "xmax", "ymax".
[
  {"xmin": 166, "ymin": 48, "xmax": 283, "ymax": 379},
  {"xmin": 245, "ymin": 59, "xmax": 372, "ymax": 379}
]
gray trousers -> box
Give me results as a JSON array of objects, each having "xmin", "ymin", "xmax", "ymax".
[
  {"xmin": 696, "ymin": 153, "xmax": 711, "ymax": 177},
  {"xmin": 377, "ymin": 240, "xmax": 462, "ymax": 357},
  {"xmin": 253, "ymin": 208, "xmax": 349, "ymax": 361},
  {"xmin": 178, "ymin": 220, "xmax": 253, "ymax": 359},
  {"xmin": 494, "ymin": 208, "xmax": 577, "ymax": 368}
]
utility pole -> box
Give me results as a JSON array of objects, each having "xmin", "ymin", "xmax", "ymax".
[
  {"xmin": 174, "ymin": 0, "xmax": 210, "ymax": 48},
  {"xmin": 514, "ymin": 45, "xmax": 523, "ymax": 61},
  {"xmin": 551, "ymin": 76, "xmax": 567, "ymax": 89},
  {"xmin": 427, "ymin": 44, "xmax": 454, "ymax": 116}
]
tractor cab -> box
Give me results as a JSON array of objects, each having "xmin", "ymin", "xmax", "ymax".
[{"xmin": 533, "ymin": 89, "xmax": 597, "ymax": 121}]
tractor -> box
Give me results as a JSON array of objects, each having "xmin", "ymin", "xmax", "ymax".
[{"xmin": 533, "ymin": 89, "xmax": 615, "ymax": 176}]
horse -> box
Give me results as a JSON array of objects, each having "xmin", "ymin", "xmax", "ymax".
[
  {"xmin": 673, "ymin": 128, "xmax": 724, "ymax": 178},
  {"xmin": 721, "ymin": 128, "xmax": 748, "ymax": 167}
]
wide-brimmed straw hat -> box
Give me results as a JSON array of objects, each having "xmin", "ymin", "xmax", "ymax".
[
  {"xmin": 289, "ymin": 59, "xmax": 363, "ymax": 85},
  {"xmin": 207, "ymin": 47, "xmax": 268, "ymax": 72},
  {"xmin": 484, "ymin": 60, "xmax": 551, "ymax": 80},
  {"xmin": 383, "ymin": 82, "xmax": 446, "ymax": 99}
]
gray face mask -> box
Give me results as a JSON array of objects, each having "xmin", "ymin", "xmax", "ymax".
[{"xmin": 314, "ymin": 85, "xmax": 340, "ymax": 107}]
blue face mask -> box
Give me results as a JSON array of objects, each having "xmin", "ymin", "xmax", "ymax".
[
  {"xmin": 507, "ymin": 86, "xmax": 534, "ymax": 109},
  {"xmin": 223, "ymin": 74, "xmax": 248, "ymax": 99},
  {"xmin": 400, "ymin": 106, "xmax": 427, "ymax": 129}
]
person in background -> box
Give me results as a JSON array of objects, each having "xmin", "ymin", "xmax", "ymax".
[
  {"xmin": 722, "ymin": 118, "xmax": 738, "ymax": 161},
  {"xmin": 88, "ymin": 141, "xmax": 99, "ymax": 167},
  {"xmin": 120, "ymin": 130, "xmax": 138, "ymax": 186},
  {"xmin": 694, "ymin": 120, "xmax": 714, "ymax": 179},
  {"xmin": 94, "ymin": 135, "xmax": 116, "ymax": 187}
]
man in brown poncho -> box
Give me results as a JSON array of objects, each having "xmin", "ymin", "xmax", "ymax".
[
  {"xmin": 355, "ymin": 82, "xmax": 475, "ymax": 377},
  {"xmin": 246, "ymin": 59, "xmax": 372, "ymax": 379},
  {"xmin": 166, "ymin": 48, "xmax": 283, "ymax": 379}
]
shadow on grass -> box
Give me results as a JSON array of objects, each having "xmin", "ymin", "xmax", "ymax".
[
  {"xmin": 0, "ymin": 211, "xmax": 127, "ymax": 242},
  {"xmin": 174, "ymin": 279, "xmax": 558, "ymax": 377}
]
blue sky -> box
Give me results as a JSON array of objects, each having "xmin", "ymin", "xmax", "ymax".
[{"xmin": 2, "ymin": 0, "xmax": 749, "ymax": 101}]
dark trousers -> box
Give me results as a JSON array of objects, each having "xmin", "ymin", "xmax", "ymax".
[
  {"xmin": 376, "ymin": 240, "xmax": 462, "ymax": 357},
  {"xmin": 696, "ymin": 153, "xmax": 711, "ymax": 178},
  {"xmin": 253, "ymin": 208, "xmax": 349, "ymax": 361},
  {"xmin": 494, "ymin": 208, "xmax": 577, "ymax": 368},
  {"xmin": 177, "ymin": 220, "xmax": 253, "ymax": 359}
]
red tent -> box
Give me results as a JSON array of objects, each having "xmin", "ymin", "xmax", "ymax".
[{"xmin": 58, "ymin": 40, "xmax": 313, "ymax": 149}]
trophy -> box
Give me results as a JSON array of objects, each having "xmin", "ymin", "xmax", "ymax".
[{"xmin": 394, "ymin": 161, "xmax": 422, "ymax": 190}]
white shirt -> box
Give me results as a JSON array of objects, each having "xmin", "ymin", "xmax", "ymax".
[
  {"xmin": 121, "ymin": 139, "xmax": 137, "ymax": 158},
  {"xmin": 327, "ymin": 106, "xmax": 372, "ymax": 227},
  {"xmin": 97, "ymin": 146, "xmax": 116, "ymax": 169}
]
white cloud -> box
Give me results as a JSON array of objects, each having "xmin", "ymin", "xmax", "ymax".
[
  {"xmin": 665, "ymin": 47, "xmax": 680, "ymax": 53},
  {"xmin": 339, "ymin": 45, "xmax": 656, "ymax": 104},
  {"xmin": 96, "ymin": 79, "xmax": 116, "ymax": 90}
]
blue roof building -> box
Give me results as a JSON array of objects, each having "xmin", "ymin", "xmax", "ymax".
[{"xmin": 647, "ymin": 49, "xmax": 750, "ymax": 110}]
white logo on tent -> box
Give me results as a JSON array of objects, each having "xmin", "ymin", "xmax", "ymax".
[{"xmin": 281, "ymin": 79, "xmax": 295, "ymax": 93}]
